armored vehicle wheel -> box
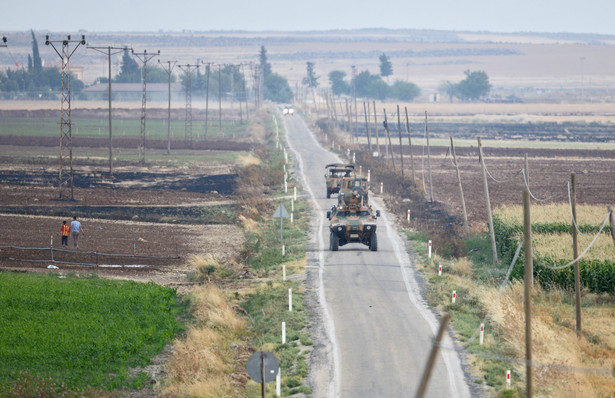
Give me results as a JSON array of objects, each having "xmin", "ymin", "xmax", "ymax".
[
  {"xmin": 330, "ymin": 232, "xmax": 339, "ymax": 251},
  {"xmin": 369, "ymin": 232, "xmax": 378, "ymax": 251}
]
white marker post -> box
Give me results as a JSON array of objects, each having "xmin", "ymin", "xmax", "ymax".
[
  {"xmin": 276, "ymin": 367, "xmax": 281, "ymax": 397},
  {"xmin": 438, "ymin": 264, "xmax": 442, "ymax": 276},
  {"xmin": 293, "ymin": 186, "xmax": 297, "ymax": 201},
  {"xmin": 290, "ymin": 212, "xmax": 294, "ymax": 223},
  {"xmin": 506, "ymin": 370, "xmax": 511, "ymax": 389},
  {"xmin": 288, "ymin": 288, "xmax": 293, "ymax": 311},
  {"xmin": 346, "ymin": 148, "xmax": 350, "ymax": 157},
  {"xmin": 480, "ymin": 323, "xmax": 485, "ymax": 345},
  {"xmin": 359, "ymin": 165, "xmax": 362, "ymax": 175},
  {"xmin": 367, "ymin": 169, "xmax": 371, "ymax": 182},
  {"xmin": 407, "ymin": 209, "xmax": 411, "ymax": 223},
  {"xmin": 282, "ymin": 245, "xmax": 285, "ymax": 257},
  {"xmin": 284, "ymin": 180, "xmax": 288, "ymax": 193},
  {"xmin": 428, "ymin": 240, "xmax": 432, "ymax": 259},
  {"xmin": 282, "ymin": 322, "xmax": 286, "ymax": 344},
  {"xmin": 283, "ymin": 265, "xmax": 286, "ymax": 281},
  {"xmin": 352, "ymin": 152, "xmax": 356, "ymax": 163},
  {"xmin": 452, "ymin": 290, "xmax": 456, "ymax": 304},
  {"xmin": 380, "ymin": 182, "xmax": 383, "ymax": 194}
]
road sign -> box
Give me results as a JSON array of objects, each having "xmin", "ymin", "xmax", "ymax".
[
  {"xmin": 246, "ymin": 351, "xmax": 279, "ymax": 383},
  {"xmin": 273, "ymin": 203, "xmax": 290, "ymax": 218}
]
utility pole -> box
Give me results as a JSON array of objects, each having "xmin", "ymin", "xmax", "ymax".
[
  {"xmin": 88, "ymin": 45, "xmax": 125, "ymax": 176},
  {"xmin": 200, "ymin": 61, "xmax": 214, "ymax": 139},
  {"xmin": 158, "ymin": 59, "xmax": 177, "ymax": 154},
  {"xmin": 478, "ymin": 136, "xmax": 498, "ymax": 265},
  {"xmin": 177, "ymin": 63, "xmax": 199, "ymax": 143},
  {"xmin": 45, "ymin": 34, "xmax": 86, "ymax": 200},
  {"xmin": 132, "ymin": 49, "xmax": 160, "ymax": 164},
  {"xmin": 218, "ymin": 64, "xmax": 222, "ymax": 131}
]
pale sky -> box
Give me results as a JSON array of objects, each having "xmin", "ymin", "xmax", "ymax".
[{"xmin": 2, "ymin": 0, "xmax": 614, "ymax": 35}]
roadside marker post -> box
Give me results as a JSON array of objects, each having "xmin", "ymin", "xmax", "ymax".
[
  {"xmin": 452, "ymin": 290, "xmax": 456, "ymax": 304},
  {"xmin": 428, "ymin": 240, "xmax": 432, "ymax": 259},
  {"xmin": 367, "ymin": 169, "xmax": 371, "ymax": 182},
  {"xmin": 293, "ymin": 186, "xmax": 297, "ymax": 201},
  {"xmin": 283, "ymin": 265, "xmax": 286, "ymax": 281},
  {"xmin": 407, "ymin": 209, "xmax": 411, "ymax": 223},
  {"xmin": 438, "ymin": 265, "xmax": 442, "ymax": 276},
  {"xmin": 506, "ymin": 370, "xmax": 511, "ymax": 389},
  {"xmin": 276, "ymin": 368, "xmax": 281, "ymax": 396},
  {"xmin": 289, "ymin": 288, "xmax": 293, "ymax": 311},
  {"xmin": 282, "ymin": 322, "xmax": 286, "ymax": 344},
  {"xmin": 380, "ymin": 182, "xmax": 383, "ymax": 194},
  {"xmin": 480, "ymin": 323, "xmax": 485, "ymax": 345}
]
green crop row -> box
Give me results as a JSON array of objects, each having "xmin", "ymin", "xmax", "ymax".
[
  {"xmin": 494, "ymin": 215, "xmax": 615, "ymax": 293},
  {"xmin": 0, "ymin": 273, "xmax": 185, "ymax": 392}
]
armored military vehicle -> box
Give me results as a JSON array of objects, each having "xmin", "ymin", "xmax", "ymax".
[
  {"xmin": 324, "ymin": 163, "xmax": 354, "ymax": 198},
  {"xmin": 326, "ymin": 190, "xmax": 380, "ymax": 251},
  {"xmin": 337, "ymin": 176, "xmax": 369, "ymax": 205}
]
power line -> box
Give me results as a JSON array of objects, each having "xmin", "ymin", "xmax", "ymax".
[
  {"xmin": 87, "ymin": 45, "xmax": 126, "ymax": 177},
  {"xmin": 177, "ymin": 63, "xmax": 199, "ymax": 142},
  {"xmin": 131, "ymin": 49, "xmax": 160, "ymax": 164},
  {"xmin": 45, "ymin": 34, "xmax": 86, "ymax": 201}
]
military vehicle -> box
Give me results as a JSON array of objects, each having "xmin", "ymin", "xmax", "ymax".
[
  {"xmin": 337, "ymin": 176, "xmax": 369, "ymax": 205},
  {"xmin": 326, "ymin": 189, "xmax": 380, "ymax": 251},
  {"xmin": 325, "ymin": 163, "xmax": 354, "ymax": 198}
]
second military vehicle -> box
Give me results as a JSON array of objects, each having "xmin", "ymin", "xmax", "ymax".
[{"xmin": 324, "ymin": 163, "xmax": 354, "ymax": 198}]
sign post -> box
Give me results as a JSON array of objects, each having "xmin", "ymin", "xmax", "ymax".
[
  {"xmin": 273, "ymin": 203, "xmax": 290, "ymax": 244},
  {"xmin": 246, "ymin": 351, "xmax": 280, "ymax": 398}
]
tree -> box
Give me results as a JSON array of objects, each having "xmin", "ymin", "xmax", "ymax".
[
  {"xmin": 438, "ymin": 81, "xmax": 457, "ymax": 103},
  {"xmin": 455, "ymin": 70, "xmax": 491, "ymax": 101},
  {"xmin": 353, "ymin": 70, "xmax": 389, "ymax": 100},
  {"xmin": 30, "ymin": 30, "xmax": 42, "ymax": 72},
  {"xmin": 379, "ymin": 53, "xmax": 393, "ymax": 79},
  {"xmin": 259, "ymin": 46, "xmax": 272, "ymax": 78},
  {"xmin": 328, "ymin": 70, "xmax": 349, "ymax": 96},
  {"xmin": 114, "ymin": 48, "xmax": 140, "ymax": 83},
  {"xmin": 391, "ymin": 80, "xmax": 420, "ymax": 101},
  {"xmin": 264, "ymin": 73, "xmax": 293, "ymax": 103},
  {"xmin": 302, "ymin": 62, "xmax": 319, "ymax": 89}
]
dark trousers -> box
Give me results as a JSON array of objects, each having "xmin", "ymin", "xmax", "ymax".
[{"xmin": 61, "ymin": 236, "xmax": 68, "ymax": 246}]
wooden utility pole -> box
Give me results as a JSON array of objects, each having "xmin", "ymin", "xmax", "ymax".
[
  {"xmin": 405, "ymin": 107, "xmax": 416, "ymax": 182},
  {"xmin": 345, "ymin": 98, "xmax": 351, "ymax": 135},
  {"xmin": 330, "ymin": 92, "xmax": 338, "ymax": 127},
  {"xmin": 363, "ymin": 102, "xmax": 372, "ymax": 154},
  {"xmin": 218, "ymin": 64, "xmax": 222, "ymax": 131},
  {"xmin": 478, "ymin": 136, "xmax": 498, "ymax": 265},
  {"xmin": 373, "ymin": 100, "xmax": 380, "ymax": 156},
  {"xmin": 383, "ymin": 109, "xmax": 396, "ymax": 170},
  {"xmin": 523, "ymin": 189, "xmax": 533, "ymax": 398},
  {"xmin": 609, "ymin": 206, "xmax": 615, "ymax": 245},
  {"xmin": 571, "ymin": 173, "xmax": 582, "ymax": 335},
  {"xmin": 415, "ymin": 313, "xmax": 451, "ymax": 398},
  {"xmin": 425, "ymin": 111, "xmax": 434, "ymax": 202},
  {"xmin": 451, "ymin": 137, "xmax": 470, "ymax": 236},
  {"xmin": 397, "ymin": 105, "xmax": 405, "ymax": 177}
]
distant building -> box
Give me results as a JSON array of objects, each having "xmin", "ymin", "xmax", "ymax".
[{"xmin": 81, "ymin": 82, "xmax": 183, "ymax": 101}]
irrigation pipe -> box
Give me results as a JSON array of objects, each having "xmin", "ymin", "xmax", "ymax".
[
  {"xmin": 463, "ymin": 241, "xmax": 523, "ymax": 347},
  {"xmin": 522, "ymin": 168, "xmax": 553, "ymax": 202},
  {"xmin": 0, "ymin": 244, "xmax": 180, "ymax": 260},
  {"xmin": 567, "ymin": 181, "xmax": 591, "ymax": 236},
  {"xmin": 537, "ymin": 211, "xmax": 611, "ymax": 271},
  {"xmin": 483, "ymin": 161, "xmax": 523, "ymax": 184}
]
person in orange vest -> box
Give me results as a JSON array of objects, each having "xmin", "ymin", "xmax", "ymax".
[{"xmin": 60, "ymin": 220, "xmax": 71, "ymax": 246}]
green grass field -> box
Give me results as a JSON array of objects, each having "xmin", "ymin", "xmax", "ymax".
[
  {"xmin": 0, "ymin": 273, "xmax": 185, "ymax": 393},
  {"xmin": 0, "ymin": 117, "xmax": 248, "ymax": 140}
]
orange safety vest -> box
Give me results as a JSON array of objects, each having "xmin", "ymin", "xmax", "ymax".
[{"xmin": 61, "ymin": 224, "xmax": 71, "ymax": 236}]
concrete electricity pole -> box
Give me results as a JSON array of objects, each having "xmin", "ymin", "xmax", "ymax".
[
  {"xmin": 132, "ymin": 49, "xmax": 160, "ymax": 164},
  {"xmin": 158, "ymin": 60, "xmax": 177, "ymax": 154},
  {"xmin": 177, "ymin": 63, "xmax": 199, "ymax": 142},
  {"xmin": 45, "ymin": 34, "xmax": 86, "ymax": 200},
  {"xmin": 88, "ymin": 45, "xmax": 126, "ymax": 177}
]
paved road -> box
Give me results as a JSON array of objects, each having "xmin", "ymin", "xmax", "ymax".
[{"xmin": 283, "ymin": 113, "xmax": 471, "ymax": 398}]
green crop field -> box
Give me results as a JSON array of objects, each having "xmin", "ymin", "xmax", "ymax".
[
  {"xmin": 0, "ymin": 117, "xmax": 248, "ymax": 140},
  {"xmin": 0, "ymin": 272, "xmax": 185, "ymax": 393}
]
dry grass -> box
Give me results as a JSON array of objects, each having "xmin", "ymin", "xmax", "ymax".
[
  {"xmin": 495, "ymin": 204, "xmax": 611, "ymax": 227},
  {"xmin": 478, "ymin": 282, "xmax": 615, "ymax": 397},
  {"xmin": 163, "ymin": 284, "xmax": 248, "ymax": 397},
  {"xmin": 534, "ymin": 233, "xmax": 615, "ymax": 262}
]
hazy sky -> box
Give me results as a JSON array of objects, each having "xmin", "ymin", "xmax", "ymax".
[{"xmin": 3, "ymin": 0, "xmax": 615, "ymax": 35}]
